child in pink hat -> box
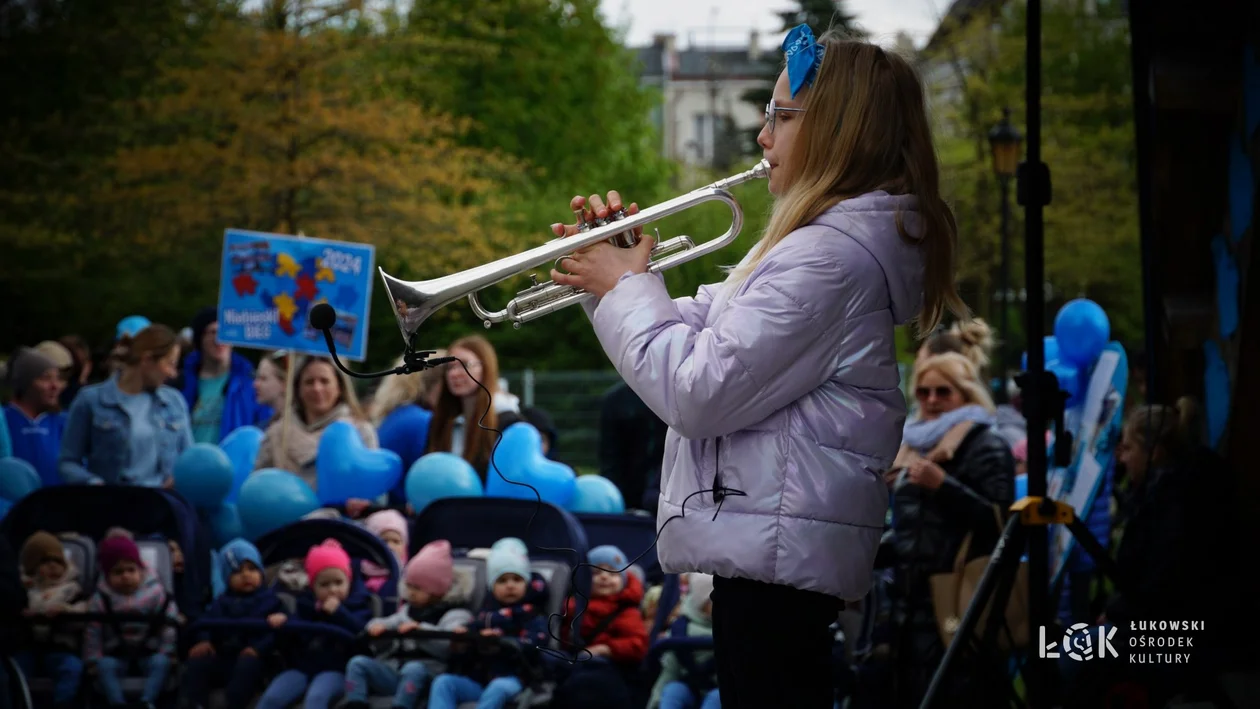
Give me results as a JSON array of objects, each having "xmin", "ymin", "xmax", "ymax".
[
  {"xmin": 256, "ymin": 539, "xmax": 372, "ymax": 709},
  {"xmin": 342, "ymin": 540, "xmax": 475, "ymax": 709},
  {"xmin": 361, "ymin": 509, "xmax": 408, "ymax": 594}
]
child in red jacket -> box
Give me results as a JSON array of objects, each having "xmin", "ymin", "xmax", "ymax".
[{"xmin": 555, "ymin": 545, "xmax": 649, "ymax": 709}]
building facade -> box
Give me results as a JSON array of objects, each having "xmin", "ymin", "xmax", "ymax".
[{"xmin": 635, "ymin": 32, "xmax": 779, "ymax": 167}]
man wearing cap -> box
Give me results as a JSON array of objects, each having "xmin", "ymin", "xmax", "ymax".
[{"xmin": 4, "ymin": 347, "xmax": 68, "ymax": 486}]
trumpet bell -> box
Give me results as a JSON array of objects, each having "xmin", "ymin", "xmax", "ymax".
[{"xmin": 379, "ymin": 159, "xmax": 770, "ymax": 345}]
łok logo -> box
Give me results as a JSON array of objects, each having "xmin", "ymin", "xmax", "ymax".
[{"xmin": 1039, "ymin": 623, "xmax": 1118, "ymax": 661}]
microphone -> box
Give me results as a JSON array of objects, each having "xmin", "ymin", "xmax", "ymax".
[{"xmin": 307, "ymin": 303, "xmax": 452, "ymax": 379}]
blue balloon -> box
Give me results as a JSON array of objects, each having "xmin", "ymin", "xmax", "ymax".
[
  {"xmin": 0, "ymin": 457, "xmax": 41, "ymax": 502},
  {"xmin": 0, "ymin": 498, "xmax": 11, "ymax": 521},
  {"xmin": 405, "ymin": 453, "xmax": 483, "ymax": 514},
  {"xmin": 316, "ymin": 421, "xmax": 403, "ymax": 505},
  {"xmin": 219, "ymin": 426, "xmax": 264, "ymax": 503},
  {"xmin": 486, "ymin": 423, "xmax": 576, "ymax": 507},
  {"xmin": 568, "ymin": 475, "xmax": 625, "ymax": 514},
  {"xmin": 237, "ymin": 468, "xmax": 320, "ymax": 539},
  {"xmin": 205, "ymin": 502, "xmax": 244, "ymax": 548},
  {"xmin": 1054, "ymin": 299, "xmax": 1110, "ymax": 367},
  {"xmin": 173, "ymin": 443, "xmax": 234, "ymax": 508},
  {"xmin": 1021, "ymin": 335, "xmax": 1061, "ymax": 371},
  {"xmin": 116, "ymin": 315, "xmax": 151, "ymax": 340}
]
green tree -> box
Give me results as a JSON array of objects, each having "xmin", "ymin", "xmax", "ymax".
[
  {"xmin": 923, "ymin": 0, "xmax": 1143, "ymax": 363},
  {"xmin": 0, "ymin": 0, "xmax": 227, "ymax": 348}
]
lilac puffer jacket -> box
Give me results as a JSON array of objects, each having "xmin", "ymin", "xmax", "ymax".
[{"xmin": 584, "ymin": 191, "xmax": 925, "ymax": 600}]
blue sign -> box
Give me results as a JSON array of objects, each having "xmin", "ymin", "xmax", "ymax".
[{"xmin": 216, "ymin": 229, "xmax": 376, "ymax": 362}]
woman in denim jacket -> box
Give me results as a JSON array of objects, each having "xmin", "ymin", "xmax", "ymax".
[{"xmin": 58, "ymin": 325, "xmax": 193, "ymax": 487}]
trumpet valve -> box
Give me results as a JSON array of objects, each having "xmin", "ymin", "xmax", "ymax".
[{"xmin": 608, "ymin": 207, "xmax": 639, "ymax": 248}]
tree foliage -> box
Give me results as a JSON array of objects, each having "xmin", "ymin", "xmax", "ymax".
[{"xmin": 923, "ymin": 0, "xmax": 1142, "ymax": 362}]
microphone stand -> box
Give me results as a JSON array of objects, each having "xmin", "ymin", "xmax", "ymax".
[{"xmin": 308, "ymin": 305, "xmax": 453, "ymax": 380}]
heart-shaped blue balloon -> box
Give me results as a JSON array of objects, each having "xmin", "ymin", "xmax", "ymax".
[
  {"xmin": 568, "ymin": 474, "xmax": 625, "ymax": 514},
  {"xmin": 316, "ymin": 421, "xmax": 403, "ymax": 505},
  {"xmin": 237, "ymin": 468, "xmax": 320, "ymax": 539},
  {"xmin": 0, "ymin": 457, "xmax": 42, "ymax": 502},
  {"xmin": 486, "ymin": 423, "xmax": 576, "ymax": 507},
  {"xmin": 219, "ymin": 426, "xmax": 264, "ymax": 503},
  {"xmin": 205, "ymin": 501, "xmax": 245, "ymax": 548},
  {"xmin": 405, "ymin": 452, "xmax": 483, "ymax": 514},
  {"xmin": 173, "ymin": 444, "xmax": 234, "ymax": 508}
]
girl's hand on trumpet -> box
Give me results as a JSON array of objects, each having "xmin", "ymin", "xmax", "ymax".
[{"xmin": 548, "ymin": 191, "xmax": 654, "ymax": 299}]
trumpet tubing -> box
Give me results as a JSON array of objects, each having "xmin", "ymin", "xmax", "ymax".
[{"xmin": 379, "ymin": 159, "xmax": 770, "ymax": 344}]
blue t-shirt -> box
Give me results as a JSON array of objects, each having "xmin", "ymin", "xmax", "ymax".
[
  {"xmin": 3, "ymin": 404, "xmax": 66, "ymax": 487},
  {"xmin": 119, "ymin": 391, "xmax": 159, "ymax": 485},
  {"xmin": 192, "ymin": 372, "xmax": 229, "ymax": 444}
]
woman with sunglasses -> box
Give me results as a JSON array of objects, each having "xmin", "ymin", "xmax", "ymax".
[
  {"xmin": 545, "ymin": 25, "xmax": 968, "ymax": 708},
  {"xmin": 877, "ymin": 352, "xmax": 1014, "ymax": 707}
]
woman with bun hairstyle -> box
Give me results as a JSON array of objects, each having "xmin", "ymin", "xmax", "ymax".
[
  {"xmin": 58, "ymin": 325, "xmax": 193, "ymax": 487},
  {"xmin": 877, "ymin": 352, "xmax": 1014, "ymax": 708},
  {"xmin": 917, "ymin": 318, "xmax": 994, "ymax": 373}
]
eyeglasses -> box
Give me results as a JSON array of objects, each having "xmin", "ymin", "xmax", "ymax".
[
  {"xmin": 764, "ymin": 99, "xmax": 806, "ymax": 135},
  {"xmin": 915, "ymin": 385, "xmax": 956, "ymax": 401}
]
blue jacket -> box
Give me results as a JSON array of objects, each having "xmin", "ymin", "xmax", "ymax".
[
  {"xmin": 377, "ymin": 404, "xmax": 432, "ymax": 504},
  {"xmin": 279, "ymin": 583, "xmax": 373, "ymax": 675},
  {"xmin": 58, "ymin": 375, "xmax": 193, "ymax": 487},
  {"xmin": 4, "ymin": 405, "xmax": 66, "ymax": 487},
  {"xmin": 449, "ymin": 572, "xmax": 551, "ymax": 683},
  {"xmin": 179, "ymin": 351, "xmax": 273, "ymax": 443},
  {"xmin": 195, "ymin": 586, "xmax": 285, "ymax": 655}
]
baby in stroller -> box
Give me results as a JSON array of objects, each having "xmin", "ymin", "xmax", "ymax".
[
  {"xmin": 84, "ymin": 535, "xmax": 181, "ymax": 709},
  {"xmin": 17, "ymin": 531, "xmax": 87, "ymax": 709},
  {"xmin": 342, "ymin": 540, "xmax": 475, "ymax": 709},
  {"xmin": 427, "ymin": 538, "xmax": 551, "ymax": 709},
  {"xmin": 257, "ymin": 538, "xmax": 372, "ymax": 709},
  {"xmin": 178, "ymin": 538, "xmax": 284, "ymax": 708}
]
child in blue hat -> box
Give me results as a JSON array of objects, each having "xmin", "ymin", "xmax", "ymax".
[
  {"xmin": 177, "ymin": 538, "xmax": 283, "ymax": 708},
  {"xmin": 427, "ymin": 538, "xmax": 551, "ymax": 709}
]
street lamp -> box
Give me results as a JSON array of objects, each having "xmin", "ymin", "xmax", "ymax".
[{"xmin": 988, "ymin": 106, "xmax": 1022, "ymax": 402}]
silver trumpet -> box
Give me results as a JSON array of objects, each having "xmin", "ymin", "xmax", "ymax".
[{"xmin": 378, "ymin": 159, "xmax": 771, "ymax": 344}]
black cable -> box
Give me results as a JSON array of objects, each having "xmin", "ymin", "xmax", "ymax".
[{"xmin": 309, "ymin": 304, "xmax": 747, "ymax": 665}]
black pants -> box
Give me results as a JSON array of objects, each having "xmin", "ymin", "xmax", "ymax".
[{"xmin": 711, "ymin": 575, "xmax": 843, "ymax": 709}]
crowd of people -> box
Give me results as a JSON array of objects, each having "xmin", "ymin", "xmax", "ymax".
[
  {"xmin": 1, "ymin": 305, "xmax": 1237, "ymax": 709},
  {"xmin": 0, "ymin": 308, "xmax": 566, "ymax": 506},
  {"xmin": 1, "ymin": 23, "xmax": 1245, "ymax": 709}
]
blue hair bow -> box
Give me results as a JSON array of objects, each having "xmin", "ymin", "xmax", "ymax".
[{"xmin": 783, "ymin": 24, "xmax": 825, "ymax": 99}]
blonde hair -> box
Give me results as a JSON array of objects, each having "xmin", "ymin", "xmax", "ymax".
[
  {"xmin": 369, "ymin": 349, "xmax": 447, "ymax": 424},
  {"xmin": 290, "ymin": 356, "xmax": 367, "ymax": 422},
  {"xmin": 923, "ymin": 318, "xmax": 995, "ymax": 372},
  {"xmin": 724, "ymin": 30, "xmax": 967, "ymax": 335},
  {"xmin": 913, "ymin": 352, "xmax": 995, "ymax": 412}
]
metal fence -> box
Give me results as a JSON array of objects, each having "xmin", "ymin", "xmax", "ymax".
[{"xmin": 500, "ymin": 369, "xmax": 624, "ymax": 471}]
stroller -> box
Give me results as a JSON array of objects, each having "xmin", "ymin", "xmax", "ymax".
[
  {"xmin": 1, "ymin": 485, "xmax": 214, "ymax": 707},
  {"xmin": 408, "ymin": 497, "xmax": 593, "ymax": 709},
  {"xmin": 186, "ymin": 516, "xmax": 401, "ymax": 708}
]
